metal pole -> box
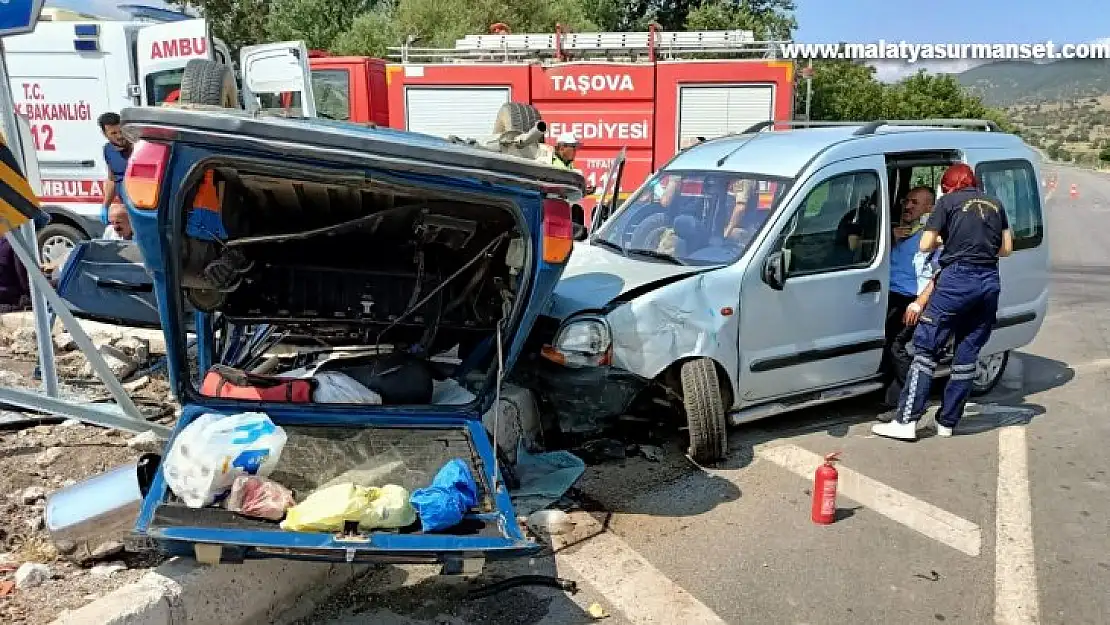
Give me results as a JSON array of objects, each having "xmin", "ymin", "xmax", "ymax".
[
  {"xmin": 0, "ymin": 39, "xmax": 59, "ymax": 397},
  {"xmin": 804, "ymin": 60, "xmax": 813, "ymax": 122}
]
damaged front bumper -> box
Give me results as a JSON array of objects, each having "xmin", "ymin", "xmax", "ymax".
[{"xmin": 517, "ymin": 358, "xmax": 649, "ymax": 434}]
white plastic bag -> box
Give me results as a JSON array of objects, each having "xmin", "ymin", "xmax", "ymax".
[
  {"xmin": 431, "ymin": 378, "xmax": 476, "ymax": 405},
  {"xmin": 163, "ymin": 412, "xmax": 287, "ymax": 508},
  {"xmin": 312, "ymin": 372, "xmax": 382, "ymax": 404}
]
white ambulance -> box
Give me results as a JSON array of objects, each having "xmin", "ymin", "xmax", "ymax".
[{"xmin": 3, "ymin": 14, "xmax": 233, "ymax": 262}]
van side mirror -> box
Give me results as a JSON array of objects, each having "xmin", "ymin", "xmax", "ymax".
[{"xmin": 763, "ymin": 251, "xmax": 787, "ymax": 290}]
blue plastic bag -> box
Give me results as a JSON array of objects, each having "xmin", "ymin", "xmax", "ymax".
[{"xmin": 410, "ymin": 459, "xmax": 479, "ymax": 532}]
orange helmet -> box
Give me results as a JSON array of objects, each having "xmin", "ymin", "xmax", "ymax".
[{"xmin": 940, "ymin": 163, "xmax": 977, "ymax": 193}]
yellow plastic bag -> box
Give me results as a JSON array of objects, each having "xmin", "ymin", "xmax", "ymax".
[{"xmin": 279, "ymin": 483, "xmax": 416, "ymax": 532}]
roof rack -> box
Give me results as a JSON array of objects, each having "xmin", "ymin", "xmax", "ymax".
[
  {"xmin": 739, "ymin": 119, "xmax": 1003, "ymax": 136},
  {"xmin": 388, "ymin": 25, "xmax": 787, "ymax": 63}
]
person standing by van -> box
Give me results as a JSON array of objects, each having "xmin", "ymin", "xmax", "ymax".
[
  {"xmin": 873, "ymin": 164, "xmax": 1013, "ymax": 441},
  {"xmin": 98, "ymin": 112, "xmax": 133, "ymax": 225}
]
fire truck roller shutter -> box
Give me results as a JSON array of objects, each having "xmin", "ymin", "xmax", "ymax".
[
  {"xmin": 405, "ymin": 87, "xmax": 510, "ymax": 140},
  {"xmin": 179, "ymin": 59, "xmax": 240, "ymax": 108},
  {"xmin": 493, "ymin": 102, "xmax": 542, "ymax": 134},
  {"xmin": 677, "ymin": 85, "xmax": 774, "ymax": 147}
]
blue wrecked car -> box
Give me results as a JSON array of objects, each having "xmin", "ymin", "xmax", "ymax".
[{"xmin": 68, "ymin": 103, "xmax": 585, "ymax": 569}]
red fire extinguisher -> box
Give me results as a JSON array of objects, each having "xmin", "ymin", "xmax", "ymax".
[{"xmin": 811, "ymin": 452, "xmax": 841, "ymax": 525}]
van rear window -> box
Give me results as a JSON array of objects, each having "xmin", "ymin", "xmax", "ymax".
[
  {"xmin": 976, "ymin": 159, "xmax": 1044, "ymax": 251},
  {"xmin": 146, "ymin": 69, "xmax": 184, "ymax": 106}
]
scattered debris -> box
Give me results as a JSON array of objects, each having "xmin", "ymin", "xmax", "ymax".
[
  {"xmin": 123, "ymin": 375, "xmax": 151, "ymax": 393},
  {"xmin": 638, "ymin": 444, "xmax": 664, "ymax": 462},
  {"xmin": 84, "ymin": 541, "xmax": 125, "ymax": 563},
  {"xmin": 14, "ymin": 563, "xmax": 51, "ymax": 589},
  {"xmin": 8, "ymin": 328, "xmax": 39, "ymax": 356},
  {"xmin": 34, "ymin": 447, "xmax": 64, "ymax": 468},
  {"xmin": 526, "ymin": 509, "xmax": 575, "ymax": 536},
  {"xmin": 59, "ymin": 419, "xmax": 82, "ymax": 428},
  {"xmin": 22, "ymin": 487, "xmax": 47, "ymax": 504},
  {"xmin": 576, "ymin": 439, "xmax": 628, "ymax": 464},
  {"xmin": 80, "ymin": 343, "xmax": 138, "ymax": 379},
  {"xmin": 588, "ymin": 603, "xmax": 610, "ymax": 619},
  {"xmin": 53, "ymin": 332, "xmax": 76, "ymax": 352},
  {"xmin": 0, "ymin": 580, "xmax": 14, "ymax": 597},
  {"xmin": 126, "ymin": 430, "xmax": 164, "ymax": 453},
  {"xmin": 89, "ymin": 562, "xmax": 127, "ymax": 578},
  {"xmin": 914, "ymin": 570, "xmax": 941, "ymax": 582}
]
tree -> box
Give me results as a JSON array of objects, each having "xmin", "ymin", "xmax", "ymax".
[
  {"xmin": 1099, "ymin": 146, "xmax": 1110, "ymax": 163},
  {"xmin": 266, "ymin": 0, "xmax": 377, "ymax": 50},
  {"xmin": 684, "ymin": 0, "xmax": 796, "ymax": 39},
  {"xmin": 168, "ymin": 0, "xmax": 272, "ymax": 52},
  {"xmin": 802, "ymin": 60, "xmax": 885, "ymax": 121}
]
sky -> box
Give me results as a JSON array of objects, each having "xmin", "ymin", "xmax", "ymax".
[{"xmin": 795, "ymin": 0, "xmax": 1110, "ymax": 80}]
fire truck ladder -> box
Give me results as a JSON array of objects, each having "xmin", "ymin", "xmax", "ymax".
[{"xmin": 389, "ymin": 27, "xmax": 788, "ymax": 63}]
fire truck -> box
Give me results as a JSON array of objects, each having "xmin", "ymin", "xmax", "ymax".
[{"xmin": 305, "ymin": 27, "xmax": 796, "ymax": 220}]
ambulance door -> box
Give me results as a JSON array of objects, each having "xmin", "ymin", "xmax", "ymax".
[
  {"xmin": 239, "ymin": 42, "xmax": 317, "ymax": 118},
  {"xmin": 135, "ymin": 19, "xmax": 214, "ymax": 106}
]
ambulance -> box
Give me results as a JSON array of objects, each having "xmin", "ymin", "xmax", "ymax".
[{"xmin": 3, "ymin": 11, "xmax": 234, "ymax": 263}]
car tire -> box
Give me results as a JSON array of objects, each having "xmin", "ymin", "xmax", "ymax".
[
  {"xmin": 680, "ymin": 358, "xmax": 728, "ymax": 464},
  {"xmin": 971, "ymin": 350, "xmax": 1009, "ymax": 396},
  {"xmin": 493, "ymin": 102, "xmax": 542, "ymax": 134},
  {"xmin": 629, "ymin": 212, "xmax": 668, "ymax": 249},
  {"xmin": 179, "ymin": 59, "xmax": 239, "ymax": 108},
  {"xmin": 37, "ymin": 223, "xmax": 87, "ymax": 265}
]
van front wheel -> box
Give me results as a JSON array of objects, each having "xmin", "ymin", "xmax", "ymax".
[{"xmin": 680, "ymin": 358, "xmax": 728, "ymax": 464}]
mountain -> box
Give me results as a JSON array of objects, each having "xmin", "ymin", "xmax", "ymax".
[{"xmin": 956, "ymin": 59, "xmax": 1110, "ymax": 107}]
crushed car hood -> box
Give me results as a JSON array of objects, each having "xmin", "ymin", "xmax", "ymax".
[{"xmin": 546, "ymin": 242, "xmax": 706, "ymax": 319}]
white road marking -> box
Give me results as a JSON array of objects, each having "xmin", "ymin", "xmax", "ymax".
[
  {"xmin": 557, "ymin": 528, "xmax": 728, "ymax": 625},
  {"xmin": 995, "ymin": 426, "xmax": 1039, "ymax": 625},
  {"xmin": 755, "ymin": 444, "xmax": 982, "ymax": 557}
]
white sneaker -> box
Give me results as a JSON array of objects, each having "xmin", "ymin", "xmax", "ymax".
[
  {"xmin": 936, "ymin": 424, "xmax": 954, "ymax": 437},
  {"xmin": 872, "ymin": 420, "xmax": 917, "ymax": 440}
]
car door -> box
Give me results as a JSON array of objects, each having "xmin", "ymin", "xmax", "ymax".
[
  {"xmin": 964, "ymin": 149, "xmax": 1050, "ymax": 354},
  {"xmin": 735, "ymin": 156, "xmax": 890, "ymax": 402},
  {"xmin": 239, "ymin": 41, "xmax": 318, "ymax": 118}
]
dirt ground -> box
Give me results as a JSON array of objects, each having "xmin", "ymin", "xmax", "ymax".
[{"xmin": 0, "ymin": 331, "xmax": 177, "ymax": 625}]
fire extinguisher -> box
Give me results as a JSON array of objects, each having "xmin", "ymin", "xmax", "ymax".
[{"xmin": 811, "ymin": 452, "xmax": 841, "ymax": 525}]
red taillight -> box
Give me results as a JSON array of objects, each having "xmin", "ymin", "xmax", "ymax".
[
  {"xmin": 124, "ymin": 140, "xmax": 170, "ymax": 210},
  {"xmin": 542, "ymin": 197, "xmax": 573, "ymax": 264}
]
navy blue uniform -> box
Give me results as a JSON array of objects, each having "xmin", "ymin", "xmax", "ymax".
[{"xmin": 894, "ymin": 187, "xmax": 1010, "ymax": 428}]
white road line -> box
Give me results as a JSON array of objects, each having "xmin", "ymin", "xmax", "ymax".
[
  {"xmin": 995, "ymin": 426, "xmax": 1040, "ymax": 625},
  {"xmin": 755, "ymin": 444, "xmax": 982, "ymax": 557},
  {"xmin": 557, "ymin": 530, "xmax": 728, "ymax": 625}
]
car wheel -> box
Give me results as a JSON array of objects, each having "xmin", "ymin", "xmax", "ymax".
[
  {"xmin": 629, "ymin": 212, "xmax": 668, "ymax": 249},
  {"xmin": 971, "ymin": 350, "xmax": 1009, "ymax": 396},
  {"xmin": 37, "ymin": 223, "xmax": 87, "ymax": 265},
  {"xmin": 680, "ymin": 358, "xmax": 728, "ymax": 464}
]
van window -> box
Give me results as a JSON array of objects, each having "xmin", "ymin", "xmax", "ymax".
[
  {"xmin": 311, "ymin": 69, "xmax": 351, "ymax": 121},
  {"xmin": 975, "ymin": 159, "xmax": 1044, "ymax": 251},
  {"xmin": 781, "ymin": 171, "xmax": 881, "ymax": 275},
  {"xmin": 146, "ymin": 69, "xmax": 184, "ymax": 105}
]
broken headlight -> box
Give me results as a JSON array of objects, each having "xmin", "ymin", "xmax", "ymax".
[{"xmin": 542, "ymin": 316, "xmax": 612, "ymax": 367}]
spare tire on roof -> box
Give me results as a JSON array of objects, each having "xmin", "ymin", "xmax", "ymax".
[
  {"xmin": 493, "ymin": 102, "xmax": 542, "ymax": 134},
  {"xmin": 179, "ymin": 59, "xmax": 239, "ymax": 108}
]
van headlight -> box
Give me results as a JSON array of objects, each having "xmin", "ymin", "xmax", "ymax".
[{"xmin": 541, "ymin": 316, "xmax": 612, "ymax": 367}]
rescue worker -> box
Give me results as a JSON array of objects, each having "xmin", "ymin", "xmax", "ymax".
[
  {"xmin": 98, "ymin": 112, "xmax": 133, "ymax": 225},
  {"xmin": 873, "ymin": 163, "xmax": 1013, "ymax": 441},
  {"xmin": 552, "ymin": 131, "xmax": 580, "ymax": 170}
]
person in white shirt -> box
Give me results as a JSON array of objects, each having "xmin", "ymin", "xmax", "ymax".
[
  {"xmin": 102, "ymin": 204, "xmax": 132, "ymax": 241},
  {"xmin": 878, "ymin": 186, "xmax": 941, "ymax": 417}
]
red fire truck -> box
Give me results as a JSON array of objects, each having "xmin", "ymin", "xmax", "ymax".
[{"xmin": 307, "ymin": 27, "xmax": 795, "ymax": 216}]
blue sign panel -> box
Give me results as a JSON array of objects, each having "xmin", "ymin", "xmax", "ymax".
[{"xmin": 0, "ymin": 0, "xmax": 45, "ymax": 37}]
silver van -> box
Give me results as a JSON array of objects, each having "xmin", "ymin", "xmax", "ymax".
[{"xmin": 515, "ymin": 119, "xmax": 1050, "ymax": 463}]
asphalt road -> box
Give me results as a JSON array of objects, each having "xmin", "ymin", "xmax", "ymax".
[{"xmin": 286, "ymin": 164, "xmax": 1109, "ymax": 625}]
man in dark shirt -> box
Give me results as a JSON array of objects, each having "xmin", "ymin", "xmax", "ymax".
[
  {"xmin": 873, "ymin": 163, "xmax": 1013, "ymax": 441},
  {"xmin": 98, "ymin": 112, "xmax": 133, "ymax": 225},
  {"xmin": 0, "ymin": 237, "xmax": 31, "ymax": 312}
]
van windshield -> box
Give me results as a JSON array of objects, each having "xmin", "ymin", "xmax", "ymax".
[{"xmin": 591, "ymin": 170, "xmax": 792, "ymax": 266}]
